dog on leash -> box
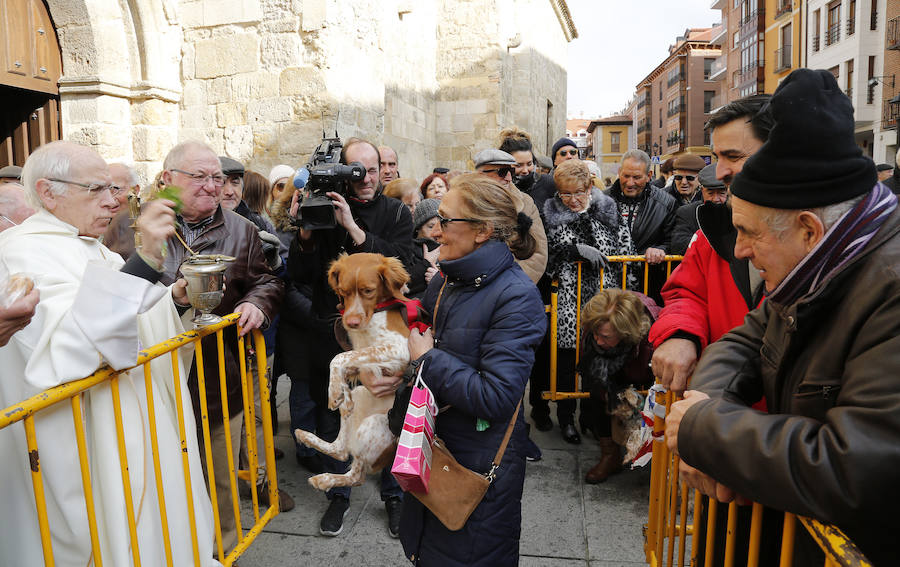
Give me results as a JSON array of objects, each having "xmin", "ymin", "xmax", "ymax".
[{"xmin": 294, "ymin": 253, "xmax": 416, "ymax": 491}]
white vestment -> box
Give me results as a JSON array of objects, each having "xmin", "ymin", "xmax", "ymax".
[{"xmin": 0, "ymin": 210, "xmax": 220, "ymax": 567}]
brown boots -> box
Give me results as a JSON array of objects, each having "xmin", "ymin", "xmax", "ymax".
[{"xmin": 585, "ymin": 437, "xmax": 623, "ymax": 484}]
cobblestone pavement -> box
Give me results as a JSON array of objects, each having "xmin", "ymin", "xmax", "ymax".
[{"xmin": 238, "ymin": 383, "xmax": 652, "ymax": 566}]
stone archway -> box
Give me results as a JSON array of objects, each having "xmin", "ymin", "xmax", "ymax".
[{"xmin": 44, "ymin": 0, "xmax": 183, "ymax": 181}]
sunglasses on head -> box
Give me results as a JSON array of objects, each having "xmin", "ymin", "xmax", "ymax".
[
  {"xmin": 673, "ymin": 175, "xmax": 696, "ymax": 182},
  {"xmin": 558, "ymin": 149, "xmax": 578, "ymax": 157},
  {"xmin": 482, "ymin": 166, "xmax": 515, "ymax": 178}
]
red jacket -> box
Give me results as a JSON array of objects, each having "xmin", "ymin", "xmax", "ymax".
[{"xmin": 649, "ymin": 230, "xmax": 753, "ymax": 349}]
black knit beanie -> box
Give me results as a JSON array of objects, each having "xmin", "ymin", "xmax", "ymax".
[
  {"xmin": 731, "ymin": 68, "xmax": 876, "ymax": 209},
  {"xmin": 551, "ymin": 137, "xmax": 577, "ymax": 160}
]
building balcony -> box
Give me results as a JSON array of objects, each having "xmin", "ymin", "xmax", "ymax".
[
  {"xmin": 882, "ymin": 97, "xmax": 899, "ymax": 130},
  {"xmin": 812, "ymin": 35, "xmax": 820, "ymax": 52},
  {"xmin": 825, "ymin": 23, "xmax": 840, "ymax": 46},
  {"xmin": 774, "ymin": 46, "xmax": 792, "ymax": 73},
  {"xmin": 710, "ymin": 21, "xmax": 726, "ymax": 45},
  {"xmin": 775, "ymin": 0, "xmax": 792, "ymax": 20},
  {"xmin": 847, "ymin": 17, "xmax": 855, "ymax": 36},
  {"xmin": 667, "ymin": 73, "xmax": 684, "ymax": 88},
  {"xmin": 740, "ymin": 8, "xmax": 764, "ymax": 26},
  {"xmin": 709, "ymin": 55, "xmax": 727, "ymax": 81},
  {"xmin": 737, "ymin": 60, "xmax": 764, "ymax": 84},
  {"xmin": 666, "ymin": 105, "xmax": 684, "ymax": 118},
  {"xmin": 871, "ymin": 11, "xmax": 878, "ymax": 31},
  {"xmin": 888, "ymin": 16, "xmax": 900, "ymax": 50},
  {"xmin": 710, "ymin": 0, "xmax": 726, "ymax": 10}
]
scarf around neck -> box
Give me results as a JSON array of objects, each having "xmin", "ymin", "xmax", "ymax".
[{"xmin": 768, "ymin": 183, "xmax": 898, "ymax": 305}]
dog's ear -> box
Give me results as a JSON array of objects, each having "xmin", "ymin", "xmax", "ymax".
[
  {"xmin": 379, "ymin": 256, "xmax": 410, "ymax": 300},
  {"xmin": 327, "ymin": 254, "xmax": 347, "ymax": 296}
]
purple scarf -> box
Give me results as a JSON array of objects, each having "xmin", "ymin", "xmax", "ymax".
[{"xmin": 768, "ymin": 183, "xmax": 898, "ymax": 306}]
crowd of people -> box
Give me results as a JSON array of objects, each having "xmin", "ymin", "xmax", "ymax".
[{"xmin": 0, "ymin": 67, "xmax": 898, "ymax": 566}]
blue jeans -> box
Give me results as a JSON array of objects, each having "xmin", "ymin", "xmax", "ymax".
[{"xmin": 318, "ymin": 406, "xmax": 403, "ymax": 502}]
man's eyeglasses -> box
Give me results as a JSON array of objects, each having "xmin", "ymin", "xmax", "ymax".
[
  {"xmin": 673, "ymin": 175, "xmax": 696, "ymax": 182},
  {"xmin": 170, "ymin": 169, "xmax": 227, "ymax": 187},
  {"xmin": 481, "ymin": 166, "xmax": 515, "ymax": 179},
  {"xmin": 556, "ymin": 190, "xmax": 590, "ymax": 201},
  {"xmin": 557, "ymin": 149, "xmax": 578, "ymax": 157},
  {"xmin": 436, "ymin": 214, "xmax": 481, "ymax": 228},
  {"xmin": 47, "ymin": 178, "xmax": 123, "ymax": 197}
]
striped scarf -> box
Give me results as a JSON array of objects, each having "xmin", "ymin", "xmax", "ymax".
[{"xmin": 768, "ymin": 183, "xmax": 898, "ymax": 306}]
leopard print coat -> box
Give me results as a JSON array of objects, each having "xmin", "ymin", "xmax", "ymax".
[{"xmin": 544, "ymin": 188, "xmax": 636, "ymax": 348}]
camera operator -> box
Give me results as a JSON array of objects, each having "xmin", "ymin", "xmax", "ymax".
[{"xmin": 287, "ymin": 137, "xmax": 414, "ymax": 538}]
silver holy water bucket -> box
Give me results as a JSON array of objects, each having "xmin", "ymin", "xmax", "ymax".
[{"xmin": 179, "ymin": 254, "xmax": 235, "ymax": 326}]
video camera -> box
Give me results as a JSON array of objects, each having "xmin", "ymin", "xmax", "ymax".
[{"xmin": 293, "ymin": 136, "xmax": 365, "ymax": 230}]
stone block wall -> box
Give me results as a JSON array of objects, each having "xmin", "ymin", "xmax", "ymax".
[{"xmin": 50, "ymin": 0, "xmax": 570, "ymax": 186}]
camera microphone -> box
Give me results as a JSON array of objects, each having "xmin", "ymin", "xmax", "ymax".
[{"xmin": 293, "ymin": 167, "xmax": 310, "ymax": 189}]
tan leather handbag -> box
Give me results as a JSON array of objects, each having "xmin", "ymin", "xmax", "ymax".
[{"xmin": 410, "ymin": 401, "xmax": 521, "ymax": 531}]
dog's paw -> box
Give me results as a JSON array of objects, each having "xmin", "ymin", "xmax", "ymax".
[
  {"xmin": 309, "ymin": 474, "xmax": 334, "ymax": 492},
  {"xmin": 294, "ymin": 428, "xmax": 314, "ymax": 445}
]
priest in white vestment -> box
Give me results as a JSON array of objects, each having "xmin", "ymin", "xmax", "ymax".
[{"xmin": 0, "ymin": 141, "xmax": 221, "ymax": 566}]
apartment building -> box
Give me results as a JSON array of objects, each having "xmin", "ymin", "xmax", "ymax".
[
  {"xmin": 764, "ymin": 0, "xmax": 805, "ymax": 91},
  {"xmin": 712, "ymin": 0, "xmax": 766, "ymax": 105},
  {"xmin": 634, "ymin": 28, "xmax": 722, "ymax": 161},
  {"xmin": 806, "ymin": 0, "xmax": 886, "ymax": 158},
  {"xmin": 874, "ymin": 0, "xmax": 900, "ymax": 164},
  {"xmin": 587, "ymin": 115, "xmax": 633, "ymax": 182},
  {"xmin": 565, "ymin": 118, "xmax": 594, "ymax": 159}
]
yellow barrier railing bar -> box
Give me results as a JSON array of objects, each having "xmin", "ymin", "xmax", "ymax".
[
  {"xmin": 543, "ymin": 255, "xmax": 683, "ymax": 402},
  {"xmin": 0, "ymin": 313, "xmax": 280, "ymax": 566},
  {"xmin": 143, "ymin": 363, "xmax": 174, "ymax": 566},
  {"xmin": 644, "ymin": 386, "xmax": 873, "ymax": 567},
  {"xmin": 71, "ymin": 395, "xmax": 103, "ymax": 567},
  {"xmin": 194, "ymin": 332, "xmax": 225, "ymax": 561},
  {"xmin": 254, "ymin": 329, "xmax": 281, "ymax": 521},
  {"xmin": 216, "ymin": 329, "xmax": 245, "ymax": 548},
  {"xmin": 238, "ymin": 333, "xmax": 261, "ymax": 524},
  {"xmin": 170, "ymin": 348, "xmax": 203, "ymax": 566},
  {"xmin": 25, "ymin": 415, "xmax": 54, "ymax": 567},
  {"xmin": 110, "ymin": 375, "xmax": 143, "ymax": 566}
]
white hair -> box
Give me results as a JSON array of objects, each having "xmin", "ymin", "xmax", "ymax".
[
  {"xmin": 764, "ymin": 195, "xmax": 865, "ymax": 238},
  {"xmin": 621, "ymin": 149, "xmax": 651, "ymax": 173},
  {"xmin": 163, "ymin": 140, "xmax": 217, "ymax": 171},
  {"xmin": 21, "ymin": 141, "xmax": 79, "ymax": 209},
  {"xmin": 109, "ymin": 162, "xmax": 141, "ymax": 187}
]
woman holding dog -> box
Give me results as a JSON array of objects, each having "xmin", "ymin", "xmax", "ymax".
[{"xmin": 399, "ymin": 174, "xmax": 546, "ymax": 566}]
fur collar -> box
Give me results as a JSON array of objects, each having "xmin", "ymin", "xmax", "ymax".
[
  {"xmin": 542, "ymin": 187, "xmax": 619, "ymax": 230},
  {"xmin": 269, "ymin": 202, "xmax": 297, "ymax": 234}
]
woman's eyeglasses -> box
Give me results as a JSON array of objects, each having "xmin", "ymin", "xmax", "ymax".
[
  {"xmin": 556, "ymin": 190, "xmax": 590, "ymax": 202},
  {"xmin": 436, "ymin": 214, "xmax": 481, "ymax": 228}
]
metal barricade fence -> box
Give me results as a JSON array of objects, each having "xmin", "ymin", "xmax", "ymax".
[
  {"xmin": 542, "ymin": 255, "xmax": 682, "ymax": 403},
  {"xmin": 0, "ymin": 312, "xmax": 279, "ymax": 566},
  {"xmin": 535, "ymin": 254, "xmax": 871, "ymax": 565},
  {"xmin": 645, "ymin": 390, "xmax": 872, "ymax": 567}
]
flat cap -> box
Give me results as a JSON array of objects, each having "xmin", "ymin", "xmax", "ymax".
[
  {"xmin": 698, "ymin": 163, "xmax": 724, "ymax": 190},
  {"xmin": 219, "ymin": 156, "xmax": 244, "ymax": 176},
  {"xmin": 673, "ymin": 154, "xmax": 707, "ymax": 172},
  {"xmin": 0, "ymin": 165, "xmax": 22, "ymax": 179},
  {"xmin": 876, "ymin": 163, "xmax": 894, "ymax": 172},
  {"xmin": 474, "ymin": 149, "xmax": 516, "ymax": 168}
]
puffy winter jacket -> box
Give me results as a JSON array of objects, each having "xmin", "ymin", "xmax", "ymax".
[{"xmin": 399, "ymin": 240, "xmax": 546, "ymax": 567}]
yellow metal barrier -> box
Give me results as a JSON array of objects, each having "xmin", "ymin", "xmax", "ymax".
[
  {"xmin": 644, "ymin": 390, "xmax": 872, "ymax": 567},
  {"xmin": 542, "ymin": 255, "xmax": 682, "ymax": 402},
  {"xmin": 0, "ymin": 312, "xmax": 280, "ymax": 566}
]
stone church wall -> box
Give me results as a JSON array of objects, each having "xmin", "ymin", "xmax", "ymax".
[{"xmin": 46, "ymin": 0, "xmax": 571, "ymax": 184}]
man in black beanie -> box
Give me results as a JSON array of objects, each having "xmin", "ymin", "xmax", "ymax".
[
  {"xmin": 665, "ymin": 68, "xmax": 900, "ymax": 565},
  {"xmin": 551, "ymin": 137, "xmax": 579, "ymax": 166}
]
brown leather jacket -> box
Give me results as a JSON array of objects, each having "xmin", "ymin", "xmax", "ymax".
[
  {"xmin": 159, "ymin": 206, "xmax": 284, "ymax": 422},
  {"xmin": 678, "ymin": 207, "xmax": 900, "ymax": 565}
]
